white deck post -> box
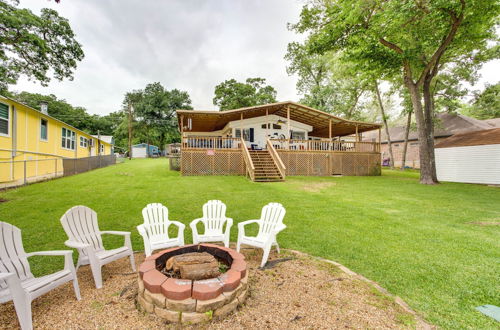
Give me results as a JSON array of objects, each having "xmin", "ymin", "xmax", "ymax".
[{"xmin": 287, "ymin": 105, "xmax": 290, "ymax": 150}]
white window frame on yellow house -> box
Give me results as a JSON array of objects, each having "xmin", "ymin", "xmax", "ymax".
[
  {"xmin": 79, "ymin": 136, "xmax": 88, "ymax": 148},
  {"xmin": 40, "ymin": 118, "xmax": 48, "ymax": 142},
  {"xmin": 99, "ymin": 144, "xmax": 104, "ymax": 154},
  {"xmin": 0, "ymin": 102, "xmax": 10, "ymax": 137},
  {"xmin": 61, "ymin": 127, "xmax": 76, "ymax": 150}
]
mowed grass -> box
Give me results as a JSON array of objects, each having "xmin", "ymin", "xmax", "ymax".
[{"xmin": 1, "ymin": 159, "xmax": 499, "ymax": 328}]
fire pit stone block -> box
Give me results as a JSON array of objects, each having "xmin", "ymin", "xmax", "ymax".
[
  {"xmin": 138, "ymin": 260, "xmax": 156, "ymax": 279},
  {"xmin": 161, "ymin": 278, "xmax": 192, "ymax": 300},
  {"xmin": 143, "ymin": 269, "xmax": 167, "ymax": 294},
  {"xmin": 192, "ymin": 278, "xmax": 224, "ymax": 300},
  {"xmin": 165, "ymin": 297, "xmax": 196, "ymax": 312},
  {"xmin": 195, "ymin": 292, "xmax": 229, "ymax": 312},
  {"xmin": 218, "ymin": 269, "xmax": 241, "ymax": 292}
]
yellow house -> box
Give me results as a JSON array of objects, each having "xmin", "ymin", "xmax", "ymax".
[{"xmin": 0, "ymin": 95, "xmax": 113, "ymax": 187}]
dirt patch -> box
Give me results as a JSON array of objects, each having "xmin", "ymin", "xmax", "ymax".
[
  {"xmin": 299, "ymin": 181, "xmax": 336, "ymax": 193},
  {"xmin": 0, "ymin": 248, "xmax": 422, "ymax": 329},
  {"xmin": 468, "ymin": 221, "xmax": 500, "ymax": 226},
  {"xmin": 0, "ymin": 198, "xmax": 8, "ymax": 203}
]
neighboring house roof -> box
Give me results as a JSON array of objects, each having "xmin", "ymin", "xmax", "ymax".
[
  {"xmin": 133, "ymin": 143, "xmax": 158, "ymax": 148},
  {"xmin": 91, "ymin": 135, "xmax": 114, "ymax": 144},
  {"xmin": 435, "ymin": 128, "xmax": 500, "ymax": 148},
  {"xmin": 0, "ymin": 94, "xmax": 112, "ymax": 146},
  {"xmin": 176, "ymin": 101, "xmax": 381, "ymax": 138},
  {"xmin": 483, "ymin": 118, "xmax": 500, "ymax": 128},
  {"xmin": 363, "ymin": 113, "xmax": 497, "ymax": 143}
]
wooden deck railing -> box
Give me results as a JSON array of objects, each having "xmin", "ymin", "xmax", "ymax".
[
  {"xmin": 269, "ymin": 139, "xmax": 380, "ymax": 153},
  {"xmin": 182, "ymin": 137, "xmax": 242, "ymax": 150},
  {"xmin": 241, "ymin": 137, "xmax": 255, "ymax": 181},
  {"xmin": 266, "ymin": 139, "xmax": 286, "ymax": 180}
]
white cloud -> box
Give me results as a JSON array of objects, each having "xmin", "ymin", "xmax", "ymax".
[
  {"xmin": 11, "ymin": 0, "xmax": 499, "ymax": 116},
  {"xmin": 13, "ymin": 0, "xmax": 304, "ymax": 114}
]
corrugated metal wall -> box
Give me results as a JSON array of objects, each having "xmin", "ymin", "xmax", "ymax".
[{"xmin": 435, "ymin": 144, "xmax": 500, "ymax": 184}]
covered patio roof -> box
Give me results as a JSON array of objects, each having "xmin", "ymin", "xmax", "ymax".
[{"xmin": 176, "ymin": 101, "xmax": 381, "ymax": 138}]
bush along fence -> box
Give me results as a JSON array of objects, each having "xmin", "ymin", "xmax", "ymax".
[{"xmin": 0, "ymin": 154, "xmax": 116, "ymax": 189}]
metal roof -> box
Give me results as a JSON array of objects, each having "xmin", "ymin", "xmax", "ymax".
[{"xmin": 176, "ymin": 101, "xmax": 381, "ymax": 138}]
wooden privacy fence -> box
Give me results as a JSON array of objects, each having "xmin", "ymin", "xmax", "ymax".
[{"xmin": 63, "ymin": 155, "xmax": 116, "ymax": 176}]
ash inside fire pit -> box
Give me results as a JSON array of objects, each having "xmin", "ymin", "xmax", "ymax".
[{"xmin": 163, "ymin": 251, "xmax": 224, "ymax": 280}]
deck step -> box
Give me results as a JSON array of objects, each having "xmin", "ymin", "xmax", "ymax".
[{"xmin": 248, "ymin": 149, "xmax": 284, "ymax": 183}]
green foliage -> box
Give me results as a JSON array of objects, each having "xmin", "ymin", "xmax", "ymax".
[
  {"xmin": 122, "ymin": 82, "xmax": 192, "ymax": 150},
  {"xmin": 0, "ymin": 160, "xmax": 499, "ymax": 328},
  {"xmin": 0, "ymin": 0, "xmax": 84, "ymax": 92},
  {"xmin": 14, "ymin": 91, "xmax": 115, "ymax": 135},
  {"xmin": 463, "ymin": 83, "xmax": 500, "ymax": 119},
  {"xmin": 213, "ymin": 78, "xmax": 277, "ymax": 110}
]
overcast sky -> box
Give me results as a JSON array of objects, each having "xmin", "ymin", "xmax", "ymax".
[{"xmin": 12, "ymin": 0, "xmax": 499, "ymax": 116}]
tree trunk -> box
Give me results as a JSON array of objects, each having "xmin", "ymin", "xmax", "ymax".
[
  {"xmin": 405, "ymin": 79, "xmax": 438, "ymax": 184},
  {"xmin": 422, "ymin": 75, "xmax": 439, "ymax": 182},
  {"xmin": 374, "ymin": 81, "xmax": 394, "ymax": 168},
  {"xmin": 401, "ymin": 110, "xmax": 412, "ymax": 170}
]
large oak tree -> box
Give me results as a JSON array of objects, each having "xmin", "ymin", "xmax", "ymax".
[
  {"xmin": 291, "ymin": 0, "xmax": 499, "ymax": 184},
  {"xmin": 0, "ymin": 0, "xmax": 84, "ymax": 92}
]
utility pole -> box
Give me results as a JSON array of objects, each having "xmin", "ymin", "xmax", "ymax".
[{"xmin": 128, "ymin": 103, "xmax": 133, "ymax": 160}]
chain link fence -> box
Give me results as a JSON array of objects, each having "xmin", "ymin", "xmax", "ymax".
[{"xmin": 0, "ymin": 154, "xmax": 116, "ymax": 189}]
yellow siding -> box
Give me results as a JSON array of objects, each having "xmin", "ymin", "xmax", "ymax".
[{"xmin": 0, "ymin": 97, "xmax": 112, "ymax": 185}]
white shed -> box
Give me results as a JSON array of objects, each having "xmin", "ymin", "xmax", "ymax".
[{"xmin": 435, "ymin": 128, "xmax": 500, "ymax": 185}]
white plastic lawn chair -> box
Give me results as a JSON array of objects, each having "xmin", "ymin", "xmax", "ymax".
[
  {"xmin": 190, "ymin": 200, "xmax": 233, "ymax": 247},
  {"xmin": 137, "ymin": 203, "xmax": 185, "ymax": 257},
  {"xmin": 237, "ymin": 202, "xmax": 286, "ymax": 267},
  {"xmin": 0, "ymin": 221, "xmax": 81, "ymax": 330},
  {"xmin": 60, "ymin": 206, "xmax": 135, "ymax": 289}
]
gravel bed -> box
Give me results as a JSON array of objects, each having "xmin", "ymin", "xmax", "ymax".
[{"xmin": 0, "ymin": 248, "xmax": 422, "ymax": 329}]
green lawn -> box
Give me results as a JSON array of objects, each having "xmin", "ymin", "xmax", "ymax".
[{"xmin": 1, "ymin": 159, "xmax": 499, "ymax": 328}]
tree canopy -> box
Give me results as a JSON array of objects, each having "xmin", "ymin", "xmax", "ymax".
[
  {"xmin": 0, "ymin": 0, "xmax": 84, "ymax": 92},
  {"xmin": 463, "ymin": 83, "xmax": 500, "ymax": 119},
  {"xmin": 213, "ymin": 78, "xmax": 277, "ymax": 110},
  {"xmin": 121, "ymin": 82, "xmax": 192, "ymax": 150},
  {"xmin": 14, "ymin": 91, "xmax": 115, "ymax": 135},
  {"xmin": 291, "ymin": 0, "xmax": 499, "ymax": 184}
]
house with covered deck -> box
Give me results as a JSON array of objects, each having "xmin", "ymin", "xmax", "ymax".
[{"xmin": 176, "ymin": 102, "xmax": 382, "ymax": 182}]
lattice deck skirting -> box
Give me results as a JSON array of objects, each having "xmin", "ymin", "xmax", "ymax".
[
  {"xmin": 181, "ymin": 150, "xmax": 245, "ymax": 176},
  {"xmin": 277, "ymin": 151, "xmax": 381, "ymax": 176},
  {"xmin": 181, "ymin": 149, "xmax": 381, "ymax": 177}
]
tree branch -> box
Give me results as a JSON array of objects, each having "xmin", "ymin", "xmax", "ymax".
[{"xmin": 379, "ymin": 38, "xmax": 404, "ymax": 54}]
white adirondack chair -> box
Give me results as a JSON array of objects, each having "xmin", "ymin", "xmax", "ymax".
[
  {"xmin": 237, "ymin": 203, "xmax": 287, "ymax": 267},
  {"xmin": 60, "ymin": 206, "xmax": 135, "ymax": 289},
  {"xmin": 190, "ymin": 200, "xmax": 233, "ymax": 247},
  {"xmin": 137, "ymin": 203, "xmax": 185, "ymax": 257},
  {"xmin": 0, "ymin": 221, "xmax": 81, "ymax": 330}
]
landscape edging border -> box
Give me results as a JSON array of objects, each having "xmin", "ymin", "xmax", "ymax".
[{"xmin": 284, "ymin": 249, "xmax": 434, "ymax": 330}]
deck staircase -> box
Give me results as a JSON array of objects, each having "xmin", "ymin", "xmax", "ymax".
[{"xmin": 248, "ymin": 150, "xmax": 284, "ymax": 182}]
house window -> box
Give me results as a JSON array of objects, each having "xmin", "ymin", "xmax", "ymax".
[
  {"xmin": 100, "ymin": 144, "xmax": 104, "ymax": 154},
  {"xmin": 235, "ymin": 128, "xmax": 254, "ymax": 142},
  {"xmin": 0, "ymin": 103, "xmax": 9, "ymax": 136},
  {"xmin": 79, "ymin": 136, "xmax": 88, "ymax": 147},
  {"xmin": 291, "ymin": 131, "xmax": 305, "ymax": 140},
  {"xmin": 40, "ymin": 119, "xmax": 48, "ymax": 141},
  {"xmin": 61, "ymin": 127, "xmax": 75, "ymax": 150}
]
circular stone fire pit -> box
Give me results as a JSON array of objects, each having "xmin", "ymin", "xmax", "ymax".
[{"xmin": 137, "ymin": 244, "xmax": 248, "ymax": 324}]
